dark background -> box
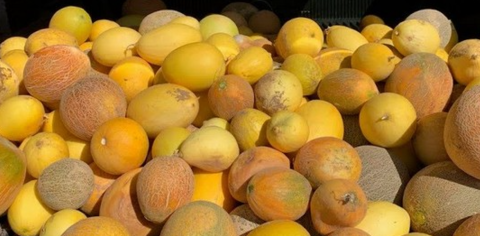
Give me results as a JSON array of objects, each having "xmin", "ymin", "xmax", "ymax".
[{"xmin": 1, "ymin": 0, "xmax": 480, "ymax": 42}]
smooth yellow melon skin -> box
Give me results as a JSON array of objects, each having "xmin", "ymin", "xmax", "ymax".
[
  {"xmin": 136, "ymin": 23, "xmax": 202, "ymax": 66},
  {"xmin": 8, "ymin": 180, "xmax": 55, "ymax": 236},
  {"xmin": 0, "ymin": 36, "xmax": 27, "ymax": 58},
  {"xmin": 162, "ymin": 42, "xmax": 226, "ymax": 92},
  {"xmin": 0, "ymin": 95, "xmax": 45, "ymax": 142},
  {"xmin": 40, "ymin": 209, "xmax": 87, "ymax": 236},
  {"xmin": 247, "ymin": 219, "xmax": 310, "ymax": 236},
  {"xmin": 91, "ymin": 27, "xmax": 141, "ymax": 67},
  {"xmin": 355, "ymin": 201, "xmax": 410, "ymax": 236}
]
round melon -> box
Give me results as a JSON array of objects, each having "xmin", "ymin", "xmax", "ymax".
[
  {"xmin": 403, "ymin": 161, "xmax": 480, "ymax": 236},
  {"xmin": 59, "ymin": 73, "xmax": 127, "ymax": 141},
  {"xmin": 138, "ymin": 9, "xmax": 185, "ymax": 35},
  {"xmin": 384, "ymin": 52, "xmax": 453, "ymax": 119},
  {"xmin": 36, "ymin": 158, "xmax": 94, "ymax": 211},
  {"xmin": 136, "ymin": 156, "xmax": 195, "ymax": 224},
  {"xmin": 162, "ymin": 41, "xmax": 226, "ymax": 92},
  {"xmin": 160, "ymin": 200, "xmax": 237, "ymax": 236},
  {"xmin": 355, "ymin": 145, "xmax": 410, "ymax": 205},
  {"xmin": 406, "ymin": 8, "xmax": 452, "ymax": 48},
  {"xmin": 99, "ymin": 168, "xmax": 162, "ymax": 236},
  {"xmin": 444, "ymin": 86, "xmax": 480, "ymax": 179}
]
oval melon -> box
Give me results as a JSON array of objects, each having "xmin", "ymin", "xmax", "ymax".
[
  {"xmin": 136, "ymin": 22, "xmax": 202, "ymax": 66},
  {"xmin": 61, "ymin": 216, "xmax": 130, "ymax": 236}
]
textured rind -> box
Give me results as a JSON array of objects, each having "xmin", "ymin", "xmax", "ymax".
[
  {"xmin": 355, "ymin": 145, "xmax": 410, "ymax": 205},
  {"xmin": 37, "ymin": 158, "xmax": 94, "ymax": 211},
  {"xmin": 403, "ymin": 161, "xmax": 480, "ymax": 236},
  {"xmin": 136, "ymin": 156, "xmax": 195, "ymax": 224},
  {"xmin": 59, "ymin": 72, "xmax": 127, "ymax": 141},
  {"xmin": 444, "ymin": 85, "xmax": 480, "ymax": 179}
]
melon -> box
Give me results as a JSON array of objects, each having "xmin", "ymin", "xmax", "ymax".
[
  {"xmin": 0, "ymin": 136, "xmax": 26, "ymax": 216},
  {"xmin": 138, "ymin": 9, "xmax": 185, "ymax": 35},
  {"xmin": 403, "ymin": 161, "xmax": 480, "ymax": 235},
  {"xmin": 444, "ymin": 86, "xmax": 480, "ymax": 179},
  {"xmin": 36, "ymin": 158, "xmax": 94, "ymax": 211},
  {"xmin": 23, "ymin": 44, "xmax": 90, "ymax": 106},
  {"xmin": 136, "ymin": 22, "xmax": 202, "ymax": 66},
  {"xmin": 355, "ymin": 145, "xmax": 410, "ymax": 205},
  {"xmin": 61, "ymin": 216, "xmax": 130, "ymax": 236},
  {"xmin": 160, "ymin": 200, "xmax": 237, "ymax": 236},
  {"xmin": 59, "ymin": 73, "xmax": 127, "ymax": 141},
  {"xmin": 100, "ymin": 168, "xmax": 162, "ymax": 236},
  {"xmin": 136, "ymin": 156, "xmax": 195, "ymax": 224}
]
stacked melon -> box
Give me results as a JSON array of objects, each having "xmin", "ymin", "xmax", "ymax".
[{"xmin": 3, "ymin": 1, "xmax": 480, "ymax": 236}]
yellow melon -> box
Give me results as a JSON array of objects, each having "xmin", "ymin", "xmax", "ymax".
[
  {"xmin": 91, "ymin": 27, "xmax": 141, "ymax": 67},
  {"xmin": 136, "ymin": 22, "xmax": 202, "ymax": 66}
]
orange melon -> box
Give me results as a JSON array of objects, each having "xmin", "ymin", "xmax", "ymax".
[
  {"xmin": 228, "ymin": 146, "xmax": 291, "ymax": 203},
  {"xmin": 23, "ymin": 44, "xmax": 90, "ymax": 106},
  {"xmin": 384, "ymin": 52, "xmax": 453, "ymax": 119},
  {"xmin": 208, "ymin": 74, "xmax": 254, "ymax": 120},
  {"xmin": 246, "ymin": 167, "xmax": 312, "ymax": 221},
  {"xmin": 80, "ymin": 162, "xmax": 118, "ymax": 216},
  {"xmin": 100, "ymin": 168, "xmax": 162, "ymax": 236},
  {"xmin": 136, "ymin": 156, "xmax": 195, "ymax": 224}
]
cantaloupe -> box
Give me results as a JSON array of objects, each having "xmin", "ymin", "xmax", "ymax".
[
  {"xmin": 406, "ymin": 8, "xmax": 452, "ymax": 48},
  {"xmin": 444, "ymin": 86, "xmax": 480, "ymax": 179},
  {"xmin": 355, "ymin": 145, "xmax": 410, "ymax": 205},
  {"xmin": 100, "ymin": 168, "xmax": 162, "ymax": 236},
  {"xmin": 403, "ymin": 161, "xmax": 480, "ymax": 235},
  {"xmin": 138, "ymin": 9, "xmax": 185, "ymax": 35},
  {"xmin": 126, "ymin": 83, "xmax": 199, "ymax": 139},
  {"xmin": 230, "ymin": 203, "xmax": 265, "ymax": 236},
  {"xmin": 36, "ymin": 158, "xmax": 94, "ymax": 211},
  {"xmin": 136, "ymin": 156, "xmax": 194, "ymax": 224},
  {"xmin": 59, "ymin": 73, "xmax": 127, "ymax": 141},
  {"xmin": 23, "ymin": 44, "xmax": 90, "ymax": 106}
]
